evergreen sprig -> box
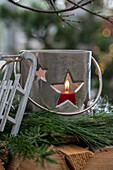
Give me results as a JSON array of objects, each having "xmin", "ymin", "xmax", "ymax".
[
  {"xmin": 20, "ymin": 111, "xmax": 113, "ymax": 148},
  {"xmin": 0, "ymin": 127, "xmax": 56, "ymax": 168}
]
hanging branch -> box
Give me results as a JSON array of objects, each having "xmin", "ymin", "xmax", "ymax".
[
  {"xmin": 8, "ymin": 0, "xmax": 93, "ymax": 14},
  {"xmin": 7, "ymin": 0, "xmax": 94, "ymax": 30},
  {"xmin": 7, "ymin": 0, "xmax": 78, "ymax": 14},
  {"xmin": 7, "ymin": 0, "xmax": 113, "ymax": 27}
]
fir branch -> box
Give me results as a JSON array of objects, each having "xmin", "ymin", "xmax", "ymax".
[
  {"xmin": 20, "ymin": 111, "xmax": 113, "ymax": 148},
  {"xmin": 1, "ymin": 127, "xmax": 56, "ymax": 168}
]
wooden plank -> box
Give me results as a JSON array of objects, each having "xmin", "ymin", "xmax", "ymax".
[
  {"xmin": 0, "ymin": 81, "xmax": 7, "ymax": 102},
  {"xmin": 1, "ymin": 115, "xmax": 16, "ymax": 124},
  {"xmin": 0, "ymin": 85, "xmax": 13, "ymax": 91},
  {"xmin": 0, "ymin": 80, "xmax": 12, "ymax": 118},
  {"xmin": 0, "ymin": 74, "xmax": 20, "ymax": 132},
  {"xmin": 2, "ymin": 63, "xmax": 14, "ymax": 81},
  {"xmin": 7, "ymin": 116, "xmax": 16, "ymax": 124},
  {"xmin": 16, "ymin": 86, "xmax": 25, "ymax": 95}
]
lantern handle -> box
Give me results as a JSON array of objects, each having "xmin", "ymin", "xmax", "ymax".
[{"xmin": 27, "ymin": 56, "xmax": 102, "ymax": 116}]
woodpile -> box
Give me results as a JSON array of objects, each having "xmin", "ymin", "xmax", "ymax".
[{"xmin": 7, "ymin": 145, "xmax": 113, "ymax": 170}]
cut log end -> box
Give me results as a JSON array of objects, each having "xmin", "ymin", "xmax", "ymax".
[{"xmin": 84, "ymin": 146, "xmax": 113, "ymax": 170}]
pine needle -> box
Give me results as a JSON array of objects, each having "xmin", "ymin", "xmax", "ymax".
[{"xmin": 20, "ymin": 110, "xmax": 113, "ymax": 148}]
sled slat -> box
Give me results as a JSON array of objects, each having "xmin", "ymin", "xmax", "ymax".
[
  {"xmin": 0, "ymin": 81, "xmax": 7, "ymax": 102},
  {"xmin": 16, "ymin": 86, "xmax": 25, "ymax": 95},
  {"xmin": 0, "ymin": 80, "xmax": 12, "ymax": 118},
  {"xmin": 7, "ymin": 116, "xmax": 16, "ymax": 124},
  {"xmin": 0, "ymin": 74, "xmax": 20, "ymax": 132}
]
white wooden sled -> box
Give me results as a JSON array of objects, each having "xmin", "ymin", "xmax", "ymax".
[{"xmin": 0, "ymin": 52, "xmax": 37, "ymax": 135}]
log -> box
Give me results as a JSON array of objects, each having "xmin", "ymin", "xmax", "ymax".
[
  {"xmin": 55, "ymin": 145, "xmax": 94, "ymax": 170},
  {"xmin": 7, "ymin": 146, "xmax": 69, "ymax": 170},
  {"xmin": 84, "ymin": 147, "xmax": 113, "ymax": 170},
  {"xmin": 7, "ymin": 145, "xmax": 113, "ymax": 170}
]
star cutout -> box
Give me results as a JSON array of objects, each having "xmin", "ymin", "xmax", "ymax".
[
  {"xmin": 53, "ymin": 73, "xmax": 84, "ymax": 92},
  {"xmin": 36, "ymin": 67, "xmax": 47, "ymax": 80}
]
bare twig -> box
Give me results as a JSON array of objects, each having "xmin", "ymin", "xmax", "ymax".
[
  {"xmin": 62, "ymin": 22, "xmax": 81, "ymax": 31},
  {"xmin": 65, "ymin": 19, "xmax": 82, "ymax": 23},
  {"xmin": 67, "ymin": 0, "xmax": 113, "ymax": 24},
  {"xmin": 49, "ymin": 0, "xmax": 81, "ymax": 29},
  {"xmin": 61, "ymin": 14, "xmax": 75, "ymax": 18},
  {"xmin": 8, "ymin": 0, "xmax": 93, "ymax": 14},
  {"xmin": 7, "ymin": 0, "xmax": 76, "ymax": 14}
]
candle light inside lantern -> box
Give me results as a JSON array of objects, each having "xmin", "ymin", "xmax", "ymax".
[
  {"xmin": 58, "ymin": 80, "xmax": 76, "ymax": 105},
  {"xmin": 65, "ymin": 80, "xmax": 69, "ymax": 90}
]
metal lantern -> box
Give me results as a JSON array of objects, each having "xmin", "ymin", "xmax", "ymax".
[{"xmin": 21, "ymin": 50, "xmax": 102, "ymax": 116}]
